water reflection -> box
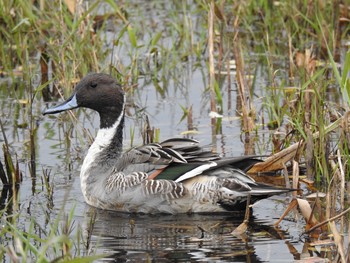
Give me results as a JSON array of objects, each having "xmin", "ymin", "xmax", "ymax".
[{"xmin": 82, "ymin": 207, "xmax": 298, "ymax": 262}]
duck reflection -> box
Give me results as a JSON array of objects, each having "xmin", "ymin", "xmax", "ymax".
[{"xmin": 81, "ymin": 207, "xmax": 296, "ymax": 262}]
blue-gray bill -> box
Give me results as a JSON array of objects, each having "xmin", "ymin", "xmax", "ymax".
[{"xmin": 43, "ymin": 94, "xmax": 78, "ymax": 115}]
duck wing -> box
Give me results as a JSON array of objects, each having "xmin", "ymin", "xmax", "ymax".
[
  {"xmin": 114, "ymin": 140, "xmax": 188, "ymax": 175},
  {"xmin": 115, "ymin": 138, "xmax": 261, "ymax": 182}
]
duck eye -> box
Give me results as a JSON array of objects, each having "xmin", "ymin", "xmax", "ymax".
[{"xmin": 90, "ymin": 83, "xmax": 97, "ymax": 88}]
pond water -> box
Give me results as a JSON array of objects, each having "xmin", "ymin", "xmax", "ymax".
[
  {"xmin": 0, "ymin": 1, "xmax": 341, "ymax": 262},
  {"xmin": 0, "ymin": 70, "xmax": 308, "ymax": 262}
]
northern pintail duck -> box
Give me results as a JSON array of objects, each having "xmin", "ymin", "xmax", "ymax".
[{"xmin": 43, "ymin": 73, "xmax": 290, "ymax": 214}]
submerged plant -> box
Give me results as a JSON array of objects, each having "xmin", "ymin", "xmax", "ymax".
[{"xmin": 0, "ymin": 120, "xmax": 22, "ymax": 186}]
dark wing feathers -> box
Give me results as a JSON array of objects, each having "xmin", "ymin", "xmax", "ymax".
[
  {"xmin": 116, "ymin": 138, "xmax": 262, "ymax": 182},
  {"xmin": 160, "ymin": 138, "xmax": 220, "ymax": 162},
  {"xmin": 154, "ymin": 163, "xmax": 204, "ymax": 181},
  {"xmin": 161, "ymin": 147, "xmax": 187, "ymax": 163},
  {"xmin": 208, "ymin": 157, "xmax": 262, "ymax": 172}
]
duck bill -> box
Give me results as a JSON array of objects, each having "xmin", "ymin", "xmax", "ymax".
[{"xmin": 43, "ymin": 94, "xmax": 78, "ymax": 115}]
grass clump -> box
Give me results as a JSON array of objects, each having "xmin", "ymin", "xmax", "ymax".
[
  {"xmin": 0, "ymin": 0, "xmax": 115, "ymax": 100},
  {"xmin": 0, "ymin": 204, "xmax": 104, "ymax": 262}
]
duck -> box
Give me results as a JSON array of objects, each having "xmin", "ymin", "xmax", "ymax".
[{"xmin": 43, "ymin": 73, "xmax": 291, "ymax": 214}]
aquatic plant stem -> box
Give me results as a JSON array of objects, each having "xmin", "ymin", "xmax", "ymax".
[
  {"xmin": 337, "ymin": 150, "xmax": 345, "ymax": 234},
  {"xmin": 208, "ymin": 0, "xmax": 217, "ymax": 135},
  {"xmin": 234, "ymin": 42, "xmax": 255, "ymax": 134},
  {"xmin": 303, "ymin": 206, "xmax": 350, "ymax": 235}
]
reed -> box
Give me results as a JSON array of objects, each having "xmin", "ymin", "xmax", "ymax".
[{"xmin": 0, "ymin": 206, "xmax": 106, "ymax": 262}]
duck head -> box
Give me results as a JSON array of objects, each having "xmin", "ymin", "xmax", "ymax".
[{"xmin": 43, "ymin": 73, "xmax": 125, "ymax": 129}]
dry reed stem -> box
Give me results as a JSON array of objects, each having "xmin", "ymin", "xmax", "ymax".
[
  {"xmin": 283, "ymin": 164, "xmax": 291, "ymax": 189},
  {"xmin": 329, "ymin": 221, "xmax": 346, "ymax": 263},
  {"xmin": 231, "ymin": 194, "xmax": 250, "ymax": 236},
  {"xmin": 326, "ymin": 185, "xmax": 332, "ymax": 230},
  {"xmin": 329, "ymin": 159, "xmax": 340, "ymax": 217},
  {"xmin": 226, "ymin": 58, "xmax": 231, "ymax": 112},
  {"xmin": 297, "ymin": 49, "xmax": 317, "ymax": 180},
  {"xmin": 208, "ymin": 1, "xmax": 216, "ymax": 131},
  {"xmin": 347, "ymin": 220, "xmax": 350, "ymax": 262},
  {"xmin": 187, "ymin": 106, "xmax": 193, "ymax": 131},
  {"xmin": 328, "ymin": 156, "xmax": 346, "ymax": 261},
  {"xmin": 288, "ymin": 32, "xmax": 294, "ymax": 79},
  {"xmin": 305, "ymin": 128, "xmax": 314, "ymax": 180},
  {"xmin": 292, "ymin": 160, "xmax": 299, "ymax": 199},
  {"xmin": 304, "ymin": 207, "xmax": 350, "ymax": 235},
  {"xmin": 233, "ymin": 42, "xmax": 255, "ymax": 133},
  {"xmin": 274, "ymin": 198, "xmax": 298, "ymax": 227},
  {"xmin": 336, "ymin": 150, "xmax": 345, "ymax": 233},
  {"xmin": 40, "ymin": 44, "xmax": 50, "ymax": 101}
]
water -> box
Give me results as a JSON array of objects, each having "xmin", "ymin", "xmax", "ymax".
[
  {"xmin": 0, "ymin": 74, "xmax": 307, "ymax": 262},
  {"xmin": 86, "ymin": 207, "xmax": 303, "ymax": 262}
]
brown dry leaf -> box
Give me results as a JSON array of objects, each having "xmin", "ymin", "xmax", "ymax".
[
  {"xmin": 248, "ymin": 141, "xmax": 302, "ymax": 173},
  {"xmin": 64, "ymin": 0, "xmax": 76, "ymax": 15},
  {"xmin": 304, "ymin": 49, "xmax": 316, "ymax": 75},
  {"xmin": 213, "ymin": 2, "xmax": 225, "ymax": 21},
  {"xmin": 295, "ymin": 52, "xmax": 305, "ymax": 68},
  {"xmin": 295, "ymin": 49, "xmax": 316, "ymax": 75},
  {"xmin": 299, "ymin": 178, "xmax": 318, "ymax": 191},
  {"xmin": 309, "ymin": 239, "xmax": 335, "ymax": 247},
  {"xmin": 341, "ymin": 111, "xmax": 350, "ymax": 131},
  {"xmin": 231, "ymin": 221, "xmax": 248, "ymax": 236},
  {"xmin": 339, "ymin": 4, "xmax": 350, "ymax": 30},
  {"xmin": 296, "ymin": 198, "xmax": 318, "ymax": 230},
  {"xmin": 305, "ymin": 193, "xmax": 327, "ymax": 199},
  {"xmin": 276, "ymin": 198, "xmax": 327, "ymax": 239}
]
